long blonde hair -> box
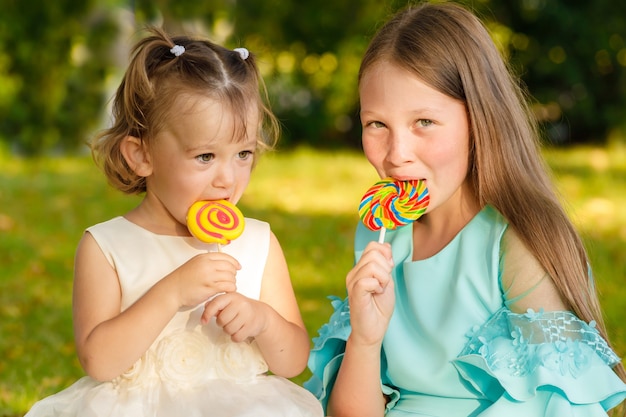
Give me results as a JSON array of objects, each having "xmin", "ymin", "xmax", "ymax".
[
  {"xmin": 92, "ymin": 26, "xmax": 279, "ymax": 194},
  {"xmin": 359, "ymin": 1, "xmax": 626, "ymax": 389}
]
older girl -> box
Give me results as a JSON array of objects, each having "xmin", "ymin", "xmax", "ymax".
[{"xmin": 306, "ymin": 2, "xmax": 626, "ymax": 416}]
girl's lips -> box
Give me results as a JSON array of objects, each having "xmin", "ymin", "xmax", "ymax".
[
  {"xmin": 202, "ymin": 197, "xmax": 230, "ymax": 202},
  {"xmin": 390, "ymin": 176, "xmax": 426, "ymax": 182}
]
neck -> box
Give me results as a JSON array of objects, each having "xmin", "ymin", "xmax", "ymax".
[
  {"xmin": 124, "ymin": 194, "xmax": 190, "ymax": 237},
  {"xmin": 412, "ymin": 188, "xmax": 480, "ymax": 261}
]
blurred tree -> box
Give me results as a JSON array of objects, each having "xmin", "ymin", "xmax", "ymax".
[
  {"xmin": 481, "ymin": 0, "xmax": 626, "ymax": 144},
  {"xmin": 132, "ymin": 0, "xmax": 409, "ymax": 149},
  {"xmin": 0, "ymin": 0, "xmax": 119, "ymax": 155},
  {"xmin": 126, "ymin": 0, "xmax": 626, "ymax": 147},
  {"xmin": 1, "ymin": 0, "xmax": 625, "ymax": 155}
]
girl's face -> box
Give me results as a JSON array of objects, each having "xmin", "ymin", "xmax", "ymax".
[
  {"xmin": 144, "ymin": 94, "xmax": 258, "ymax": 232},
  {"xmin": 359, "ymin": 61, "xmax": 472, "ymax": 214}
]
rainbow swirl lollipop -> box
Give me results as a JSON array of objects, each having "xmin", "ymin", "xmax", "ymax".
[
  {"xmin": 187, "ymin": 200, "xmax": 245, "ymax": 246},
  {"xmin": 359, "ymin": 178, "xmax": 429, "ymax": 241}
]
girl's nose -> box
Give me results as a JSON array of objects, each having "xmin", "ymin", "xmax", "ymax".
[
  {"xmin": 385, "ymin": 129, "xmax": 415, "ymax": 167},
  {"xmin": 211, "ymin": 162, "xmax": 236, "ymax": 188}
]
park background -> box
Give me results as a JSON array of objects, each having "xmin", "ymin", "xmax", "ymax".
[{"xmin": 1, "ymin": 0, "xmax": 626, "ymax": 415}]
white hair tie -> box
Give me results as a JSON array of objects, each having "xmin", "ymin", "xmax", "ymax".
[
  {"xmin": 234, "ymin": 47, "xmax": 249, "ymax": 60},
  {"xmin": 170, "ymin": 44, "xmax": 185, "ymax": 57}
]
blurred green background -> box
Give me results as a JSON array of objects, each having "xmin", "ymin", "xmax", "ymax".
[
  {"xmin": 1, "ymin": 0, "xmax": 626, "ymax": 154},
  {"xmin": 1, "ymin": 0, "xmax": 626, "ymax": 416}
]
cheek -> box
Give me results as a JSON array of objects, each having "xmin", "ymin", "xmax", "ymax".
[
  {"xmin": 443, "ymin": 143, "xmax": 467, "ymax": 165},
  {"xmin": 362, "ymin": 139, "xmax": 384, "ymax": 165},
  {"xmin": 238, "ymin": 163, "xmax": 253, "ymax": 180},
  {"xmin": 442, "ymin": 143, "xmax": 470, "ymax": 180},
  {"xmin": 234, "ymin": 167, "xmax": 253, "ymax": 191}
]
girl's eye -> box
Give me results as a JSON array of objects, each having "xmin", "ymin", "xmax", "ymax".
[
  {"xmin": 196, "ymin": 153, "xmax": 214, "ymax": 163},
  {"xmin": 367, "ymin": 121, "xmax": 386, "ymax": 129},
  {"xmin": 417, "ymin": 119, "xmax": 434, "ymax": 127},
  {"xmin": 238, "ymin": 150, "xmax": 254, "ymax": 159}
]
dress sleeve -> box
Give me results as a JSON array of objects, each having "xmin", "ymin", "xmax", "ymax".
[
  {"xmin": 305, "ymin": 296, "xmax": 400, "ymax": 414},
  {"xmin": 500, "ymin": 227, "xmax": 569, "ymax": 312},
  {"xmin": 452, "ymin": 308, "xmax": 626, "ymax": 416},
  {"xmin": 304, "ymin": 296, "xmax": 352, "ymax": 412}
]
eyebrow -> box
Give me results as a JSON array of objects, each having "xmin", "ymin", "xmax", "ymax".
[
  {"xmin": 360, "ymin": 106, "xmax": 442, "ymax": 117},
  {"xmin": 185, "ymin": 138, "xmax": 257, "ymax": 153}
]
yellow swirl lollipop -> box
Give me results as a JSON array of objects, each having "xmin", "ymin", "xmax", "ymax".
[{"xmin": 187, "ymin": 200, "xmax": 245, "ymax": 247}]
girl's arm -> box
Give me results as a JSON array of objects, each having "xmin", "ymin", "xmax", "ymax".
[
  {"xmin": 73, "ymin": 232, "xmax": 179, "ymax": 381},
  {"xmin": 252, "ymin": 231, "xmax": 310, "ymax": 377},
  {"xmin": 327, "ymin": 241, "xmax": 394, "ymax": 417},
  {"xmin": 73, "ymin": 232, "xmax": 238, "ymax": 381},
  {"xmin": 202, "ymin": 230, "xmax": 310, "ymax": 377},
  {"xmin": 327, "ymin": 339, "xmax": 387, "ymax": 417}
]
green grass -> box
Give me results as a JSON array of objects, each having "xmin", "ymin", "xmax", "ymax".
[{"xmin": 1, "ymin": 144, "xmax": 625, "ymax": 416}]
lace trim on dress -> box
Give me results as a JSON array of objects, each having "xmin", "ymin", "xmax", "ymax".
[
  {"xmin": 459, "ymin": 308, "xmax": 620, "ymax": 377},
  {"xmin": 453, "ymin": 308, "xmax": 626, "ymax": 413}
]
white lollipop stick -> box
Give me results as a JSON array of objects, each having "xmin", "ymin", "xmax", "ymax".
[{"xmin": 378, "ymin": 227, "xmax": 387, "ymax": 244}]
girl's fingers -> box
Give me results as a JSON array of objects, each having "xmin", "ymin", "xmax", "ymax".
[
  {"xmin": 202, "ymin": 293, "xmax": 230, "ymax": 320},
  {"xmin": 347, "ymin": 246, "xmax": 393, "ymax": 290}
]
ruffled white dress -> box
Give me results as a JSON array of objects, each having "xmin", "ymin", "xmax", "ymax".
[{"xmin": 26, "ymin": 217, "xmax": 323, "ymax": 417}]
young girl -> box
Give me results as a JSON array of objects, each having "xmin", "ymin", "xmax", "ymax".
[
  {"xmin": 305, "ymin": 2, "xmax": 626, "ymax": 416},
  {"xmin": 25, "ymin": 27, "xmax": 322, "ymax": 417}
]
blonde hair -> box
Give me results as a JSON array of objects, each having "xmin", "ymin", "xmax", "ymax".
[
  {"xmin": 92, "ymin": 26, "xmax": 279, "ymax": 194},
  {"xmin": 359, "ymin": 1, "xmax": 626, "ymax": 386}
]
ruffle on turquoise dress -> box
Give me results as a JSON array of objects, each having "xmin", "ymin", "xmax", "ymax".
[
  {"xmin": 304, "ymin": 296, "xmax": 351, "ymax": 412},
  {"xmin": 305, "ymin": 299, "xmax": 626, "ymax": 416},
  {"xmin": 452, "ymin": 307, "xmax": 626, "ymax": 416}
]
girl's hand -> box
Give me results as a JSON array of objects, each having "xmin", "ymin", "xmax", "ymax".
[
  {"xmin": 346, "ymin": 241, "xmax": 395, "ymax": 346},
  {"xmin": 169, "ymin": 252, "xmax": 240, "ymax": 308},
  {"xmin": 202, "ymin": 293, "xmax": 269, "ymax": 342}
]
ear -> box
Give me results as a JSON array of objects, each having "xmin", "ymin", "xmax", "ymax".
[{"xmin": 120, "ymin": 136, "xmax": 153, "ymax": 177}]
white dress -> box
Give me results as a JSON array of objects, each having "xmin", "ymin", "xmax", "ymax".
[{"xmin": 25, "ymin": 217, "xmax": 323, "ymax": 417}]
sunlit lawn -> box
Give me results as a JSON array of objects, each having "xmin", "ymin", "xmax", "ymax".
[{"xmin": 1, "ymin": 144, "xmax": 625, "ymax": 416}]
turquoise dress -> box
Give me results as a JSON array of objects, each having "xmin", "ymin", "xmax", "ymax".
[{"xmin": 306, "ymin": 206, "xmax": 626, "ymax": 416}]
